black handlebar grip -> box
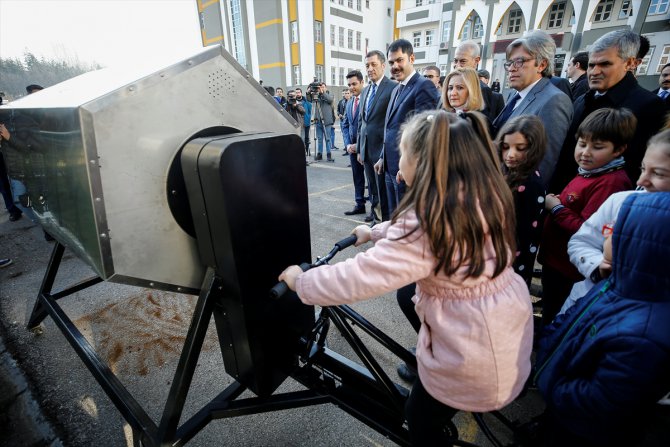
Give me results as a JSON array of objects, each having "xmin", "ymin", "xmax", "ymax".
[
  {"xmin": 335, "ymin": 234, "xmax": 358, "ymax": 251},
  {"xmin": 269, "ymin": 263, "xmax": 312, "ymax": 299},
  {"xmin": 269, "ymin": 281, "xmax": 288, "ymax": 299}
]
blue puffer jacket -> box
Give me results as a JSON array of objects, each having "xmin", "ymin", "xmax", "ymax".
[{"xmin": 535, "ymin": 192, "xmax": 670, "ymax": 445}]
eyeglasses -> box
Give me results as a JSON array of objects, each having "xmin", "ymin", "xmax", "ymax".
[
  {"xmin": 423, "ymin": 74, "xmax": 436, "ymax": 79},
  {"xmin": 503, "ymin": 58, "xmax": 531, "ymax": 71}
]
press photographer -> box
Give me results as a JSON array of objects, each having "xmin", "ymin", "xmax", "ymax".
[
  {"xmin": 309, "ymin": 82, "xmax": 335, "ymax": 162},
  {"xmin": 285, "ymin": 90, "xmax": 305, "ymax": 123}
]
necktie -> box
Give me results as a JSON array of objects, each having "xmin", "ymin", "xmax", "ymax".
[
  {"xmin": 390, "ymin": 84, "xmax": 405, "ymax": 112},
  {"xmin": 352, "ymin": 96, "xmax": 359, "ymax": 117},
  {"xmin": 365, "ymin": 83, "xmax": 377, "ymax": 117},
  {"xmin": 496, "ymin": 93, "xmax": 521, "ymax": 127},
  {"xmin": 659, "ymin": 90, "xmax": 669, "ymax": 100}
]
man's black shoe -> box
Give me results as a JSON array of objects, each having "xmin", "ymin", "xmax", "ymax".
[
  {"xmin": 342, "ymin": 151, "xmax": 349, "ymax": 156},
  {"xmin": 326, "ymin": 153, "xmax": 334, "ymax": 162},
  {"xmin": 9, "ymin": 212, "xmax": 22, "ymax": 222},
  {"xmin": 364, "ymin": 211, "xmax": 378, "ymax": 222},
  {"xmin": 315, "ymin": 153, "xmax": 323, "ymax": 161},
  {"xmin": 344, "ymin": 206, "xmax": 365, "ymax": 216},
  {"xmin": 397, "ymin": 363, "xmax": 417, "ymax": 383}
]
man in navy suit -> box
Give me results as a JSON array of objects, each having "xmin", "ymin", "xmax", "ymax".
[
  {"xmin": 341, "ymin": 70, "xmax": 366, "ymax": 215},
  {"xmin": 375, "ymin": 39, "xmax": 439, "ymax": 215},
  {"xmin": 652, "ymin": 62, "xmax": 670, "ymax": 109},
  {"xmin": 357, "ymin": 50, "xmax": 397, "ymax": 222}
]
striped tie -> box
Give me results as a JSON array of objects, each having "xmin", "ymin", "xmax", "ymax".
[{"xmin": 365, "ymin": 82, "xmax": 377, "ymax": 117}]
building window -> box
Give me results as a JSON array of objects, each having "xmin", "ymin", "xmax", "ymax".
[
  {"xmin": 473, "ymin": 15, "xmax": 483, "ymax": 38},
  {"xmin": 387, "ymin": 7, "xmax": 391, "ymax": 17},
  {"xmin": 330, "ymin": 24, "xmax": 336, "ymax": 45},
  {"xmin": 356, "ymin": 0, "xmax": 361, "ymax": 11},
  {"xmin": 293, "ymin": 65, "xmax": 301, "ymax": 85},
  {"xmin": 441, "ymin": 21, "xmax": 450, "ymax": 43},
  {"xmin": 619, "ymin": 0, "xmax": 633, "ymax": 18},
  {"xmin": 291, "ymin": 21, "xmax": 299, "ymax": 43},
  {"xmin": 316, "ymin": 64, "xmax": 324, "ymax": 82},
  {"xmin": 425, "ymin": 29, "xmax": 434, "ymax": 46},
  {"xmin": 439, "ymin": 64, "xmax": 448, "ymax": 74},
  {"xmin": 366, "ymin": 0, "xmax": 370, "ymax": 8},
  {"xmin": 569, "ymin": 10, "xmax": 576, "ymax": 25},
  {"xmin": 339, "ymin": 26, "xmax": 345, "ymax": 47},
  {"xmin": 338, "ymin": 0, "xmax": 343, "ymax": 4},
  {"xmin": 428, "ymin": 0, "xmax": 436, "ymax": 3},
  {"xmin": 548, "ymin": 2, "xmax": 565, "ymax": 28},
  {"xmin": 461, "ymin": 19, "xmax": 471, "ymax": 40},
  {"xmin": 348, "ymin": 0, "xmax": 353, "ymax": 8},
  {"xmin": 637, "ymin": 46, "xmax": 655, "ymax": 75},
  {"xmin": 314, "ymin": 21, "xmax": 323, "ymax": 42},
  {"xmin": 594, "ymin": 0, "xmax": 614, "ymax": 22},
  {"xmin": 657, "ymin": 45, "xmax": 670, "ymax": 73},
  {"xmin": 229, "ymin": 0, "xmax": 246, "ymax": 67},
  {"xmin": 330, "ymin": 66, "xmax": 336, "ymax": 85},
  {"xmin": 339, "ymin": 67, "xmax": 345, "ymax": 86},
  {"xmin": 648, "ymin": 0, "xmax": 669, "ymax": 14},
  {"xmin": 356, "ymin": 31, "xmax": 361, "ymax": 50},
  {"xmin": 413, "ymin": 31, "xmax": 421, "ymax": 47},
  {"xmin": 347, "ymin": 29, "xmax": 353, "ymax": 49},
  {"xmin": 416, "ymin": 0, "xmax": 423, "ymax": 6},
  {"xmin": 508, "ymin": 9, "xmax": 523, "ymax": 34}
]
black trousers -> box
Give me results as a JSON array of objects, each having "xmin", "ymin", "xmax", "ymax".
[
  {"xmin": 540, "ymin": 265, "xmax": 577, "ymax": 326},
  {"xmin": 397, "ymin": 283, "xmax": 420, "ymax": 333},
  {"xmin": 406, "ymin": 378, "xmax": 459, "ymax": 446},
  {"xmin": 363, "ymin": 154, "xmax": 389, "ymax": 221}
]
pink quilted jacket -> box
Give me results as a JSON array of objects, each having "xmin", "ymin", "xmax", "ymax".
[{"xmin": 296, "ymin": 211, "xmax": 533, "ymax": 411}]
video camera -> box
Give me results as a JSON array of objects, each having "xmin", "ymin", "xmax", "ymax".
[{"xmin": 305, "ymin": 78, "xmax": 322, "ymax": 101}]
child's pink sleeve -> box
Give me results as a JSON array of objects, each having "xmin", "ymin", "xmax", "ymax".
[
  {"xmin": 371, "ymin": 220, "xmax": 392, "ymax": 242},
  {"xmin": 296, "ymin": 213, "xmax": 435, "ymax": 307}
]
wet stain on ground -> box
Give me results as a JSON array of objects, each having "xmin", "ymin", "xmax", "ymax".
[{"xmin": 74, "ymin": 292, "xmax": 218, "ymax": 376}]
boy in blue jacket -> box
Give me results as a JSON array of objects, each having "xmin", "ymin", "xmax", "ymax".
[{"xmin": 535, "ymin": 192, "xmax": 670, "ymax": 446}]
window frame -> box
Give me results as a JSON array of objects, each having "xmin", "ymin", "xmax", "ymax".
[
  {"xmin": 413, "ymin": 31, "xmax": 421, "ymax": 48},
  {"xmin": 649, "ymin": 0, "xmax": 670, "ymax": 14},
  {"xmin": 594, "ymin": 0, "xmax": 614, "ymax": 22},
  {"xmin": 656, "ymin": 45, "xmax": 670, "ymax": 74},
  {"xmin": 548, "ymin": 2, "xmax": 566, "ymax": 28},
  {"xmin": 314, "ymin": 21, "xmax": 323, "ymax": 42},
  {"xmin": 508, "ymin": 9, "xmax": 522, "ymax": 34}
]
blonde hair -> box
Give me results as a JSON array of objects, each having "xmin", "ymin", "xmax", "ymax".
[
  {"xmin": 441, "ymin": 67, "xmax": 484, "ymax": 113},
  {"xmin": 394, "ymin": 110, "xmax": 515, "ymax": 278}
]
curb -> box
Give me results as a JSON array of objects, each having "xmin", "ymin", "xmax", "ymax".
[{"xmin": 0, "ymin": 336, "xmax": 63, "ymax": 447}]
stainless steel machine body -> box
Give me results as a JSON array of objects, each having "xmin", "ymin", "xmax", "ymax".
[{"xmin": 0, "ymin": 45, "xmax": 299, "ymax": 292}]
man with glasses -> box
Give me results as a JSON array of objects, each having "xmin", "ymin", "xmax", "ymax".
[
  {"xmin": 492, "ymin": 30, "xmax": 573, "ymax": 186},
  {"xmin": 453, "ymin": 40, "xmax": 504, "ymax": 121},
  {"xmin": 421, "ymin": 65, "xmax": 441, "ymax": 90}
]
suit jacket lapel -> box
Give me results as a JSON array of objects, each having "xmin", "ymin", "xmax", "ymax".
[
  {"xmin": 514, "ymin": 78, "xmax": 546, "ymax": 116},
  {"xmin": 387, "ymin": 74, "xmax": 417, "ymax": 122}
]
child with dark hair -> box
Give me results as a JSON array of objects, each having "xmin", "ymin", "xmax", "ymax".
[
  {"xmin": 539, "ymin": 108, "xmax": 635, "ymax": 324},
  {"xmin": 280, "ymin": 110, "xmax": 533, "ymax": 446},
  {"xmin": 496, "ymin": 115, "xmax": 547, "ymax": 286}
]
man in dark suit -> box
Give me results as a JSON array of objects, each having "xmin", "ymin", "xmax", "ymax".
[
  {"xmin": 651, "ymin": 62, "xmax": 670, "ymax": 108},
  {"xmin": 376, "ymin": 39, "xmax": 438, "ymax": 215},
  {"xmin": 492, "ymin": 30, "xmax": 573, "ymax": 185},
  {"xmin": 341, "ymin": 70, "xmax": 366, "ymax": 216},
  {"xmin": 566, "ymin": 51, "xmax": 589, "ymax": 100},
  {"xmin": 356, "ymin": 50, "xmax": 396, "ymax": 222},
  {"xmin": 551, "ymin": 30, "xmax": 666, "ymax": 191},
  {"xmin": 453, "ymin": 40, "xmax": 504, "ymax": 122}
]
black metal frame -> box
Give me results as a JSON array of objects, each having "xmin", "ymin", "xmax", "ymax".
[{"xmin": 27, "ymin": 242, "xmax": 525, "ymax": 447}]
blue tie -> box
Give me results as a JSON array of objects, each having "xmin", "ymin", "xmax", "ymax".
[
  {"xmin": 365, "ymin": 83, "xmax": 377, "ymax": 117},
  {"xmin": 496, "ymin": 93, "xmax": 521, "ymax": 127},
  {"xmin": 659, "ymin": 90, "xmax": 669, "ymax": 100}
]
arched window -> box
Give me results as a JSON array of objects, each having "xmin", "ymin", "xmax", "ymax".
[{"xmin": 460, "ymin": 11, "xmax": 484, "ymax": 40}]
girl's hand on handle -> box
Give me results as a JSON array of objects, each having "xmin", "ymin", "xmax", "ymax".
[
  {"xmin": 278, "ymin": 265, "xmax": 303, "ymax": 291},
  {"xmin": 352, "ymin": 225, "xmax": 372, "ymax": 247}
]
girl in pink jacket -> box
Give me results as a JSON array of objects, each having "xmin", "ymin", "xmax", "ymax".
[{"xmin": 280, "ymin": 110, "xmax": 533, "ymax": 446}]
